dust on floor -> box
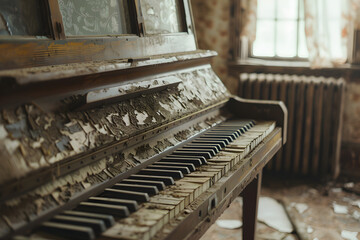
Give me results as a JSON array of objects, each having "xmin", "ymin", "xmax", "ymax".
[{"xmin": 200, "ymin": 175, "xmax": 360, "ymax": 240}]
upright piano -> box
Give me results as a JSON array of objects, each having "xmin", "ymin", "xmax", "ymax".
[{"xmin": 0, "ymin": 1, "xmax": 287, "ymax": 239}]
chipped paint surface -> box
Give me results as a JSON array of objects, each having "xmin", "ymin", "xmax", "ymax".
[
  {"xmin": 0, "ymin": 65, "xmax": 229, "ymax": 235},
  {"xmin": 0, "ymin": 65, "xmax": 229, "ymax": 187}
]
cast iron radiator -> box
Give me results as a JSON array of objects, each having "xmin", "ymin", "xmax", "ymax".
[{"xmin": 238, "ymin": 73, "xmax": 345, "ymax": 177}]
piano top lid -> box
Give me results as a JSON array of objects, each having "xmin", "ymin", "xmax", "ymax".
[{"xmin": 0, "ymin": 50, "xmax": 217, "ymax": 86}]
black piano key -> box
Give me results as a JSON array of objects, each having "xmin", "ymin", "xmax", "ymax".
[
  {"xmin": 146, "ymin": 165, "xmax": 190, "ymax": 174},
  {"xmin": 102, "ymin": 189, "xmax": 150, "ymax": 203},
  {"xmin": 182, "ymin": 145, "xmax": 220, "ymax": 153},
  {"xmin": 39, "ymin": 221, "xmax": 95, "ymax": 240},
  {"xmin": 111, "ymin": 183, "xmax": 158, "ymax": 196},
  {"xmin": 139, "ymin": 169, "xmax": 183, "ymax": 179},
  {"xmin": 77, "ymin": 202, "xmax": 130, "ymax": 217},
  {"xmin": 50, "ymin": 215, "xmax": 106, "ymax": 235},
  {"xmin": 192, "ymin": 139, "xmax": 227, "ymax": 148},
  {"xmin": 162, "ymin": 156, "xmax": 204, "ymax": 166},
  {"xmin": 152, "ymin": 161, "xmax": 196, "ymax": 172},
  {"xmin": 129, "ymin": 174, "xmax": 175, "ymax": 186},
  {"xmin": 62, "ymin": 210, "xmax": 115, "ymax": 228},
  {"xmin": 171, "ymin": 150, "xmax": 212, "ymax": 159},
  {"xmin": 121, "ymin": 179, "xmax": 166, "ymax": 191},
  {"xmin": 88, "ymin": 197, "xmax": 139, "ymax": 212}
]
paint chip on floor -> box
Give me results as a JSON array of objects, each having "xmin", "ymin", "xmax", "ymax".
[
  {"xmin": 341, "ymin": 230, "xmax": 358, "ymax": 240},
  {"xmin": 258, "ymin": 197, "xmax": 294, "ymax": 233},
  {"xmin": 216, "ymin": 219, "xmax": 242, "ymax": 229}
]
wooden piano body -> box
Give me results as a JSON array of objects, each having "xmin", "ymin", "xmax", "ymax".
[{"xmin": 0, "ymin": 1, "xmax": 287, "ymax": 239}]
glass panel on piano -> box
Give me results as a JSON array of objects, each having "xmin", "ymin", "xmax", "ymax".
[
  {"xmin": 58, "ymin": 0, "xmax": 134, "ymax": 36},
  {"xmin": 140, "ymin": 0, "xmax": 186, "ymax": 34},
  {"xmin": 0, "ymin": 0, "xmax": 50, "ymax": 36}
]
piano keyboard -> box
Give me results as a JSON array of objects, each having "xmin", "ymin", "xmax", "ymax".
[{"xmin": 27, "ymin": 120, "xmax": 275, "ymax": 240}]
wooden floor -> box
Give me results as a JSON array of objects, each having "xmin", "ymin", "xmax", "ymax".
[{"xmin": 200, "ymin": 174, "xmax": 360, "ymax": 240}]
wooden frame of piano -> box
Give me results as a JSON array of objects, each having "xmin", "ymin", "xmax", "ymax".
[
  {"xmin": 0, "ymin": 1, "xmax": 288, "ymax": 240},
  {"xmin": 0, "ymin": 0, "xmax": 197, "ymax": 71}
]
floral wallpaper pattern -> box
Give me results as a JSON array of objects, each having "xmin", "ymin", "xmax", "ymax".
[
  {"xmin": 191, "ymin": 0, "xmax": 238, "ymax": 93},
  {"xmin": 58, "ymin": 0, "xmax": 131, "ymax": 36}
]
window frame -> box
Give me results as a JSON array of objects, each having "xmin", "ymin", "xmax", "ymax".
[{"xmin": 249, "ymin": 0, "xmax": 308, "ymax": 61}]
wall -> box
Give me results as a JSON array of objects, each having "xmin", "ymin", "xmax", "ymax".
[
  {"xmin": 341, "ymin": 81, "xmax": 360, "ymax": 176},
  {"xmin": 191, "ymin": 0, "xmax": 238, "ymax": 94},
  {"xmin": 191, "ymin": 0, "xmax": 360, "ymax": 177}
]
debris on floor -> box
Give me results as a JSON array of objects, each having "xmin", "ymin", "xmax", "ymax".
[
  {"xmin": 333, "ymin": 202, "xmax": 349, "ymax": 214},
  {"xmin": 200, "ymin": 175, "xmax": 360, "ymax": 240},
  {"xmin": 290, "ymin": 202, "xmax": 308, "ymax": 214},
  {"xmin": 216, "ymin": 219, "xmax": 243, "ymax": 229},
  {"xmin": 341, "ymin": 230, "xmax": 358, "ymax": 240},
  {"xmin": 258, "ymin": 197, "xmax": 294, "ymax": 233}
]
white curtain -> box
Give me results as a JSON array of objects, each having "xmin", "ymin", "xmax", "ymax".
[{"xmin": 304, "ymin": 0, "xmax": 360, "ymax": 68}]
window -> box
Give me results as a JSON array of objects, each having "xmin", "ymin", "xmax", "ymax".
[{"xmin": 252, "ymin": 0, "xmax": 308, "ymax": 59}]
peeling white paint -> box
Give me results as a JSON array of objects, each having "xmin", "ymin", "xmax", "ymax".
[
  {"xmin": 43, "ymin": 116, "xmax": 54, "ymax": 130},
  {"xmin": 106, "ymin": 113, "xmax": 120, "ymax": 124},
  {"xmin": 31, "ymin": 138, "xmax": 45, "ymax": 148},
  {"xmin": 68, "ymin": 131, "xmax": 87, "ymax": 153},
  {"xmin": 159, "ymin": 101, "xmax": 174, "ymax": 114},
  {"xmin": 0, "ymin": 125, "xmax": 7, "ymax": 139},
  {"xmin": 122, "ymin": 113, "xmax": 130, "ymax": 126},
  {"xmin": 93, "ymin": 124, "xmax": 108, "ymax": 134},
  {"xmin": 134, "ymin": 110, "xmax": 148, "ymax": 125},
  {"xmin": 4, "ymin": 139, "xmax": 20, "ymax": 154},
  {"xmin": 80, "ymin": 122, "xmax": 95, "ymax": 134}
]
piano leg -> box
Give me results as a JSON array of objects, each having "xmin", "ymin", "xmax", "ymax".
[{"xmin": 242, "ymin": 171, "xmax": 262, "ymax": 240}]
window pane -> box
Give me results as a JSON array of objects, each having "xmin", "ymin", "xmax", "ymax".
[
  {"xmin": 257, "ymin": 0, "xmax": 275, "ymax": 19},
  {"xmin": 298, "ymin": 20, "xmax": 308, "ymax": 58},
  {"xmin": 0, "ymin": 0, "xmax": 50, "ymax": 36},
  {"xmin": 253, "ymin": 20, "xmax": 275, "ymax": 57},
  {"xmin": 277, "ymin": 0, "xmax": 298, "ymax": 20},
  {"xmin": 59, "ymin": 0, "xmax": 133, "ymax": 36},
  {"xmin": 276, "ymin": 20, "xmax": 297, "ymax": 57},
  {"xmin": 141, "ymin": 0, "xmax": 186, "ymax": 34}
]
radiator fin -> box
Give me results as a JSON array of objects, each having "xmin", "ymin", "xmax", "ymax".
[{"xmin": 238, "ymin": 73, "xmax": 345, "ymax": 177}]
